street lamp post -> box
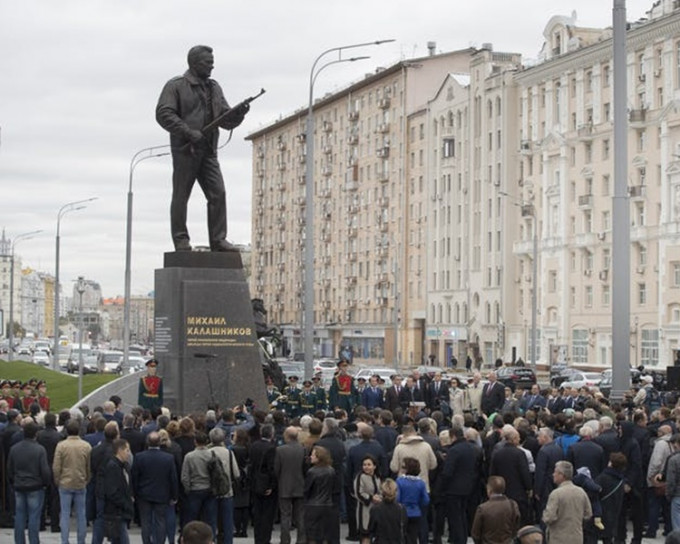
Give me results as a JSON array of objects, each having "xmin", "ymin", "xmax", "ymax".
[
  {"xmin": 8, "ymin": 230, "xmax": 43, "ymax": 361},
  {"xmin": 124, "ymin": 145, "xmax": 170, "ymax": 373},
  {"xmin": 53, "ymin": 198, "xmax": 97, "ymax": 370},
  {"xmin": 76, "ymin": 276, "xmax": 86, "ymax": 400},
  {"xmin": 303, "ymin": 39, "xmax": 394, "ymax": 381}
]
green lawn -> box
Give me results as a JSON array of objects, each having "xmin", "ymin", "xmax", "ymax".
[{"xmin": 0, "ymin": 359, "xmax": 118, "ymax": 412}]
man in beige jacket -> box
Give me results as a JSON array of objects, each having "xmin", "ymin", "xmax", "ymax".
[
  {"xmin": 53, "ymin": 419, "xmax": 92, "ymax": 544},
  {"xmin": 543, "ymin": 461, "xmax": 592, "ymax": 544}
]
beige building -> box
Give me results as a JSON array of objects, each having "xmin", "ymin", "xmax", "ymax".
[
  {"xmin": 247, "ymin": 47, "xmax": 476, "ymax": 365},
  {"xmin": 512, "ymin": 1, "xmax": 680, "ymax": 369},
  {"xmin": 248, "ymin": 1, "xmax": 680, "ymax": 371}
]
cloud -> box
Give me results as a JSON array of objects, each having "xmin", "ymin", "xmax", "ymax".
[{"xmin": 0, "ymin": 0, "xmax": 652, "ymax": 298}]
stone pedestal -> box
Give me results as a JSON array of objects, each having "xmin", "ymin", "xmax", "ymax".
[{"xmin": 154, "ymin": 251, "xmax": 267, "ymax": 414}]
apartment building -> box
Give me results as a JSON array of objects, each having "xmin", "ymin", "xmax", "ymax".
[
  {"xmin": 426, "ymin": 48, "xmax": 522, "ymax": 368},
  {"xmin": 513, "ymin": 1, "xmax": 680, "ymax": 368},
  {"xmin": 247, "ymin": 47, "xmax": 475, "ymax": 365}
]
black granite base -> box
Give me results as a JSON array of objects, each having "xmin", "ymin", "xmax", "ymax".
[{"xmin": 154, "ymin": 251, "xmax": 267, "ymax": 414}]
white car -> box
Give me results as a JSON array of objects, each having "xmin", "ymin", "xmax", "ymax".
[
  {"xmin": 313, "ymin": 359, "xmax": 337, "ymax": 374},
  {"xmin": 560, "ymin": 371, "xmax": 603, "ymax": 390},
  {"xmin": 353, "ymin": 367, "xmax": 395, "ymax": 387},
  {"xmin": 32, "ymin": 352, "xmax": 50, "ymax": 367}
]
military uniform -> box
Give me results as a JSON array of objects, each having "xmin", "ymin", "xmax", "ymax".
[
  {"xmin": 283, "ymin": 377, "xmax": 301, "ymax": 418},
  {"xmin": 266, "ymin": 385, "xmax": 281, "ymax": 410},
  {"xmin": 0, "ymin": 380, "xmax": 16, "ymax": 409},
  {"xmin": 329, "ymin": 362, "xmax": 359, "ymax": 413},
  {"xmin": 138, "ymin": 359, "xmax": 164, "ymax": 410},
  {"xmin": 299, "ymin": 382, "xmax": 318, "ymax": 415},
  {"xmin": 20, "ymin": 384, "xmax": 36, "ymax": 414},
  {"xmin": 36, "ymin": 381, "xmax": 50, "ymax": 412},
  {"xmin": 311, "ymin": 378, "xmax": 327, "ymax": 411}
]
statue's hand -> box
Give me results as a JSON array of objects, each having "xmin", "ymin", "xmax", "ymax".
[{"xmin": 187, "ymin": 129, "xmax": 205, "ymax": 144}]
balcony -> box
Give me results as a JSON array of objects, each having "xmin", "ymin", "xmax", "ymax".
[
  {"xmin": 346, "ymin": 275, "xmax": 357, "ymax": 286},
  {"xmin": 297, "ymin": 175, "xmax": 306, "ymax": 185},
  {"xmin": 348, "ymin": 226, "xmax": 358, "ymax": 238},
  {"xmin": 320, "ymin": 189, "xmax": 331, "ymax": 199},
  {"xmin": 378, "ymin": 171, "xmax": 389, "ymax": 183},
  {"xmin": 378, "ymin": 196, "xmax": 389, "ymax": 208},
  {"xmin": 512, "ymin": 239, "xmax": 533, "ymax": 255},
  {"xmin": 347, "ymin": 134, "xmax": 359, "ymax": 145},
  {"xmin": 296, "ymin": 133, "xmax": 306, "ymax": 144},
  {"xmin": 348, "ymin": 110, "xmax": 359, "ymax": 121},
  {"xmin": 377, "ymin": 122, "xmax": 390, "ymax": 133},
  {"xmin": 276, "ymin": 182, "xmax": 286, "ymax": 192},
  {"xmin": 573, "ymin": 232, "xmax": 597, "ymax": 248},
  {"xmin": 345, "ymin": 180, "xmax": 359, "ymax": 192},
  {"xmin": 322, "ymin": 145, "xmax": 332, "ymax": 155},
  {"xmin": 378, "ymin": 97, "xmax": 391, "ymax": 109},
  {"xmin": 631, "ymin": 225, "xmax": 647, "ymax": 242},
  {"xmin": 255, "ymin": 189, "xmax": 264, "ymax": 198},
  {"xmin": 321, "ymin": 166, "xmax": 332, "ymax": 177},
  {"xmin": 322, "ymin": 120, "xmax": 333, "ymax": 132},
  {"xmin": 348, "ymin": 252, "xmax": 357, "ymax": 262},
  {"xmin": 276, "ymin": 162, "xmax": 286, "ymax": 171},
  {"xmin": 578, "ymin": 194, "xmax": 593, "ymax": 208},
  {"xmin": 376, "ymin": 146, "xmax": 390, "ymax": 158},
  {"xmin": 520, "ymin": 140, "xmax": 532, "ymax": 154},
  {"xmin": 577, "ymin": 123, "xmax": 593, "ymax": 140},
  {"xmin": 297, "ymin": 155, "xmax": 306, "ymax": 164},
  {"xmin": 629, "ymin": 185, "xmax": 646, "ymax": 199},
  {"xmin": 348, "ymin": 205, "xmax": 359, "ymax": 214},
  {"xmin": 629, "ymin": 108, "xmax": 646, "ymax": 123}
]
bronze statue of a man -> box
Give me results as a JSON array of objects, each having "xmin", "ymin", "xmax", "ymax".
[{"xmin": 156, "ymin": 45, "xmax": 248, "ymax": 252}]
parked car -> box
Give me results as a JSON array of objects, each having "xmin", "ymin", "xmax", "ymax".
[
  {"xmin": 279, "ymin": 362, "xmax": 305, "ymax": 381},
  {"xmin": 353, "ymin": 367, "xmax": 394, "ymax": 386},
  {"xmin": 313, "ymin": 359, "xmax": 337, "ymax": 374},
  {"xmin": 496, "ymin": 366, "xmax": 537, "ymax": 391},
  {"xmin": 550, "ymin": 367, "xmax": 582, "ymax": 388},
  {"xmin": 560, "ymin": 371, "xmax": 602, "ymax": 390}
]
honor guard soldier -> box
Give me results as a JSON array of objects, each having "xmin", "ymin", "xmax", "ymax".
[
  {"xmin": 20, "ymin": 382, "xmax": 36, "ymax": 414},
  {"xmin": 299, "ymin": 380, "xmax": 318, "ymax": 415},
  {"xmin": 311, "ymin": 374, "xmax": 327, "ymax": 411},
  {"xmin": 36, "ymin": 380, "xmax": 50, "ymax": 412},
  {"xmin": 283, "ymin": 376, "xmax": 301, "ymax": 418},
  {"xmin": 0, "ymin": 380, "xmax": 16, "ymax": 409},
  {"xmin": 138, "ymin": 358, "xmax": 164, "ymax": 410},
  {"xmin": 329, "ymin": 359, "xmax": 359, "ymax": 413},
  {"xmin": 266, "ymin": 377, "xmax": 281, "ymax": 410}
]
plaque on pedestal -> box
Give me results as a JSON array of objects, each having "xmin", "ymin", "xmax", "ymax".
[{"xmin": 154, "ymin": 251, "xmax": 267, "ymax": 414}]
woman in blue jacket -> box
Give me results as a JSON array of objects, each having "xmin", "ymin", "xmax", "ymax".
[{"xmin": 396, "ymin": 457, "xmax": 429, "ymax": 544}]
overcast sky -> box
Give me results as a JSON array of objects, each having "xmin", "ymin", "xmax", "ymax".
[{"xmin": 0, "ymin": 0, "xmax": 652, "ymax": 299}]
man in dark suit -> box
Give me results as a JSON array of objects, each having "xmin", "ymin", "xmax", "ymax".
[
  {"xmin": 131, "ymin": 432, "xmax": 178, "ymax": 544},
  {"xmin": 533, "ymin": 427, "xmax": 564, "ymax": 516},
  {"xmin": 427, "ymin": 372, "xmax": 450, "ymax": 412},
  {"xmin": 521, "ymin": 384, "xmax": 547, "ymax": 413},
  {"xmin": 441, "ymin": 426, "xmax": 484, "ymax": 544},
  {"xmin": 274, "ymin": 427, "xmax": 306, "ymax": 544},
  {"xmin": 250, "ymin": 424, "xmax": 277, "ymax": 544},
  {"xmin": 384, "ymin": 375, "xmax": 403, "ymax": 413},
  {"xmin": 399, "ymin": 376, "xmax": 424, "ymax": 411},
  {"xmin": 361, "ymin": 375, "xmax": 384, "ymax": 410},
  {"xmin": 481, "ymin": 372, "xmax": 505, "ymax": 416},
  {"xmin": 489, "ymin": 427, "xmax": 533, "ymax": 525}
]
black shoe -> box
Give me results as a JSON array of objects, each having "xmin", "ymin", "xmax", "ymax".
[
  {"xmin": 210, "ymin": 240, "xmax": 238, "ymax": 252},
  {"xmin": 643, "ymin": 533, "xmax": 656, "ymax": 539},
  {"xmin": 51, "ymin": 527, "xmax": 60, "ymax": 533},
  {"xmin": 175, "ymin": 240, "xmax": 192, "ymax": 251}
]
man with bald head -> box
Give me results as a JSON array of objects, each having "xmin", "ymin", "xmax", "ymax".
[
  {"xmin": 274, "ymin": 426, "xmax": 306, "ymax": 544},
  {"xmin": 348, "ymin": 422, "xmax": 387, "ymax": 482},
  {"xmin": 132, "ymin": 431, "xmax": 179, "ymax": 544}
]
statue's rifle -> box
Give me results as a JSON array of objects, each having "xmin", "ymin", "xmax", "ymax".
[{"xmin": 180, "ymin": 87, "xmax": 266, "ymax": 153}]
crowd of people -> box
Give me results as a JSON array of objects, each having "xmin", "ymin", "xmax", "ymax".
[{"xmin": 0, "ymin": 360, "xmax": 678, "ymax": 544}]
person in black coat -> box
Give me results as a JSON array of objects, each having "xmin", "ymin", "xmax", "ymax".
[
  {"xmin": 37, "ymin": 412, "xmax": 63, "ymax": 533},
  {"xmin": 90, "ymin": 421, "xmax": 119, "ymax": 543},
  {"xmin": 596, "ymin": 452, "xmax": 627, "ymax": 544},
  {"xmin": 426, "ymin": 372, "xmax": 450, "ymax": 413},
  {"xmin": 617, "ymin": 421, "xmax": 644, "ymax": 544},
  {"xmin": 102, "ymin": 439, "xmax": 134, "ymax": 544},
  {"xmin": 120, "ymin": 413, "xmax": 146, "ymax": 456},
  {"xmin": 398, "ymin": 376, "xmax": 423, "ymax": 411},
  {"xmin": 231, "ymin": 428, "xmax": 251, "ymax": 538},
  {"xmin": 374, "ymin": 411, "xmax": 399, "ymax": 460},
  {"xmin": 131, "ymin": 432, "xmax": 179, "ymax": 544},
  {"xmin": 533, "ymin": 427, "xmax": 564, "ymax": 517},
  {"xmin": 567, "ymin": 426, "xmax": 606, "ymax": 478},
  {"xmin": 348, "ymin": 424, "xmax": 388, "ymax": 481},
  {"xmin": 384, "ymin": 376, "xmax": 403, "ymax": 413},
  {"xmin": 368, "ymin": 478, "xmax": 407, "ymax": 544},
  {"xmin": 489, "ymin": 428, "xmax": 532, "ymax": 525},
  {"xmin": 441, "ymin": 427, "xmax": 484, "ymax": 544},
  {"xmin": 481, "ymin": 373, "xmax": 505, "ymax": 416},
  {"xmin": 250, "ymin": 424, "xmax": 277, "ymax": 544},
  {"xmin": 594, "ymin": 417, "xmax": 621, "ymax": 460}
]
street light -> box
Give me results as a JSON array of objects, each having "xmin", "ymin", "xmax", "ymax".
[
  {"xmin": 303, "ymin": 39, "xmax": 394, "ymax": 381},
  {"xmin": 76, "ymin": 276, "xmax": 86, "ymax": 400},
  {"xmin": 500, "ymin": 191, "xmax": 538, "ymax": 368},
  {"xmin": 8, "ymin": 230, "xmax": 43, "ymax": 361},
  {"xmin": 53, "ymin": 198, "xmax": 97, "ymax": 370},
  {"xmin": 124, "ymin": 145, "xmax": 170, "ymax": 373}
]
